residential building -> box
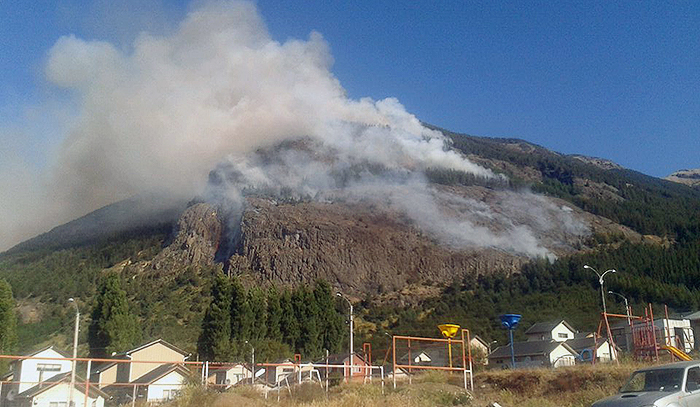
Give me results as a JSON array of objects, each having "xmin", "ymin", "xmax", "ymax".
[
  {"xmin": 90, "ymin": 339, "xmax": 189, "ymax": 388},
  {"xmin": 524, "ymin": 320, "xmax": 577, "ymax": 342},
  {"xmin": 488, "ymin": 340, "xmax": 577, "ymax": 369},
  {"xmin": 0, "ymin": 346, "xmax": 107, "ymax": 407},
  {"xmin": 564, "ymin": 336, "xmax": 616, "ymax": 362}
]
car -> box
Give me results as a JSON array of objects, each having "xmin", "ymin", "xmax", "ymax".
[{"xmin": 592, "ymin": 361, "xmax": 700, "ymax": 407}]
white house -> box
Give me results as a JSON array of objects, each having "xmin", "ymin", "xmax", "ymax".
[
  {"xmin": 5, "ymin": 347, "xmax": 73, "ymax": 394},
  {"xmin": 129, "ymin": 365, "xmax": 189, "ymax": 404},
  {"xmin": 488, "ymin": 340, "xmax": 577, "ymax": 369},
  {"xmin": 525, "ymin": 320, "xmax": 577, "ymax": 342},
  {"xmin": 206, "ymin": 364, "xmax": 251, "ymax": 389},
  {"xmin": 0, "ymin": 347, "xmax": 107, "ymax": 407},
  {"xmin": 564, "ymin": 336, "xmax": 616, "ymax": 362},
  {"xmin": 12, "ymin": 372, "xmax": 108, "ymax": 407}
]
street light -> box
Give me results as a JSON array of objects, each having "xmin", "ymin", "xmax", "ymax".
[
  {"xmin": 67, "ymin": 298, "xmax": 79, "ymax": 407},
  {"xmin": 336, "ymin": 292, "xmax": 354, "ymax": 376},
  {"xmin": 583, "ymin": 265, "xmax": 616, "ymax": 317},
  {"xmin": 608, "ymin": 291, "xmax": 631, "ymax": 325},
  {"xmin": 244, "ymin": 341, "xmax": 255, "ymax": 381},
  {"xmin": 584, "ymin": 265, "xmax": 617, "ymax": 361}
]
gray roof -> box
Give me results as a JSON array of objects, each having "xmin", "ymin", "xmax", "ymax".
[
  {"xmin": 564, "ymin": 337, "xmax": 607, "ymax": 352},
  {"xmin": 682, "ymin": 311, "xmax": 700, "ymax": 321},
  {"xmin": 524, "ymin": 320, "xmax": 576, "ymax": 335},
  {"xmin": 17, "ymin": 372, "xmax": 109, "ymax": 399},
  {"xmin": 399, "ymin": 347, "xmax": 449, "ymax": 366},
  {"xmin": 489, "ymin": 340, "xmax": 575, "ymax": 359},
  {"xmin": 130, "ymin": 364, "xmax": 190, "ymax": 384}
]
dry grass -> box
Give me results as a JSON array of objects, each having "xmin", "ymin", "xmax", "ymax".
[{"xmin": 166, "ymin": 361, "xmax": 651, "ymax": 407}]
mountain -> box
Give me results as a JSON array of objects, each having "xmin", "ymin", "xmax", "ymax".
[
  {"xmin": 2, "ymin": 128, "xmax": 700, "ymax": 354},
  {"xmin": 666, "ymin": 169, "xmax": 700, "ymax": 188}
]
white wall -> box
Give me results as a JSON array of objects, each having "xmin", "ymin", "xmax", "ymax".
[
  {"xmin": 548, "ymin": 345, "xmax": 576, "ymax": 367},
  {"xmin": 145, "ymin": 371, "xmax": 186, "ymax": 402},
  {"xmin": 17, "ymin": 349, "xmax": 73, "ymax": 393},
  {"xmin": 550, "ymin": 323, "xmax": 575, "ymax": 342},
  {"xmin": 27, "ymin": 382, "xmax": 104, "ymax": 407}
]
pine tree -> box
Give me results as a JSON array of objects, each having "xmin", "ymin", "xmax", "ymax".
[
  {"xmin": 314, "ymin": 280, "xmax": 344, "ymax": 354},
  {"xmin": 248, "ymin": 287, "xmax": 267, "ymax": 340},
  {"xmin": 198, "ymin": 273, "xmax": 232, "ymax": 361},
  {"xmin": 279, "ymin": 289, "xmax": 300, "ymax": 349},
  {"xmin": 88, "ymin": 274, "xmax": 140, "ymax": 357},
  {"xmin": 0, "ymin": 279, "xmax": 17, "ymax": 363},
  {"xmin": 230, "ymin": 277, "xmax": 253, "ymax": 342},
  {"xmin": 293, "ymin": 286, "xmax": 322, "ymax": 358},
  {"xmin": 266, "ymin": 287, "xmax": 283, "ymax": 342}
]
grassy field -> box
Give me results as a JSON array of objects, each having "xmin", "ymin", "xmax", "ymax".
[{"xmin": 166, "ymin": 362, "xmax": 646, "ymax": 407}]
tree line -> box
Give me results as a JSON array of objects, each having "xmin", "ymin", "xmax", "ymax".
[{"xmin": 197, "ymin": 275, "xmax": 346, "ymax": 362}]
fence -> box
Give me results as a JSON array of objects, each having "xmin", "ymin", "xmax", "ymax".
[{"xmin": 0, "ymin": 352, "xmax": 392, "ymax": 406}]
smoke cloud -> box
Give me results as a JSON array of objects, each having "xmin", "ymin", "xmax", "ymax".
[{"xmin": 0, "ymin": 0, "xmax": 587, "ymax": 257}]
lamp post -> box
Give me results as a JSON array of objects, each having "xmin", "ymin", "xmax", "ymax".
[
  {"xmin": 336, "ymin": 292, "xmax": 354, "ymax": 378},
  {"xmin": 584, "ymin": 265, "xmax": 617, "ymax": 362},
  {"xmin": 608, "ymin": 291, "xmax": 631, "ymax": 325},
  {"xmin": 244, "ymin": 341, "xmax": 255, "ymax": 381},
  {"xmin": 584, "ymin": 265, "xmax": 616, "ymax": 317},
  {"xmin": 67, "ymin": 298, "xmax": 79, "ymax": 407}
]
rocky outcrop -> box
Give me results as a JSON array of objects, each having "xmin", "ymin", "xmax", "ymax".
[
  {"xmin": 150, "ymin": 203, "xmax": 222, "ymax": 272},
  {"xmin": 666, "ymin": 169, "xmax": 700, "ymax": 187}
]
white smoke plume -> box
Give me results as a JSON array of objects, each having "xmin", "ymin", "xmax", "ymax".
[{"xmin": 0, "ymin": 0, "xmax": 587, "ymax": 257}]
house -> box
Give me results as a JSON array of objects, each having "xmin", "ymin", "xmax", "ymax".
[
  {"xmin": 683, "ymin": 311, "xmax": 700, "ymax": 350},
  {"xmin": 0, "ymin": 346, "xmax": 107, "ymax": 407},
  {"xmin": 90, "ymin": 339, "xmax": 189, "ymax": 388},
  {"xmin": 564, "ymin": 336, "xmax": 616, "ymax": 362},
  {"xmin": 470, "ymin": 336, "xmax": 491, "ymax": 365},
  {"xmin": 322, "ymin": 354, "xmax": 371, "ymax": 381},
  {"xmin": 126, "ymin": 364, "xmax": 190, "ymax": 404},
  {"xmin": 206, "ymin": 364, "xmax": 252, "ymax": 389},
  {"xmin": 261, "ymin": 359, "xmax": 297, "ymax": 386},
  {"xmin": 488, "ymin": 340, "xmax": 577, "ymax": 369},
  {"xmin": 525, "ymin": 320, "xmax": 577, "ymax": 342},
  {"xmin": 399, "ymin": 347, "xmax": 449, "ymax": 367},
  {"xmin": 11, "ymin": 372, "xmax": 109, "ymax": 407}
]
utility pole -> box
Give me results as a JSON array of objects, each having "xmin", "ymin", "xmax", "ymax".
[{"xmin": 68, "ymin": 298, "xmax": 79, "ymax": 407}]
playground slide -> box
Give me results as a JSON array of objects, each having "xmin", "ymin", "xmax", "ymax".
[{"xmin": 662, "ymin": 345, "xmax": 693, "ymax": 361}]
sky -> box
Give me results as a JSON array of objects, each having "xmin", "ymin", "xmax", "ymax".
[
  {"xmin": 0, "ymin": 1, "xmax": 698, "ymax": 249},
  {"xmin": 2, "ymin": 1, "xmax": 699, "ymax": 175}
]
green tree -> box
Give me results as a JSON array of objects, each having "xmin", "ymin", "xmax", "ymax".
[
  {"xmin": 0, "ymin": 279, "xmax": 17, "ymax": 368},
  {"xmin": 279, "ymin": 289, "xmax": 300, "ymax": 349},
  {"xmin": 88, "ymin": 274, "xmax": 140, "ymax": 357},
  {"xmin": 197, "ymin": 273, "xmax": 232, "ymax": 361},
  {"xmin": 314, "ymin": 280, "xmax": 344, "ymax": 354},
  {"xmin": 293, "ymin": 286, "xmax": 322, "ymax": 358},
  {"xmin": 266, "ymin": 287, "xmax": 283, "ymax": 342},
  {"xmin": 230, "ymin": 277, "xmax": 253, "ymax": 342},
  {"xmin": 248, "ymin": 287, "xmax": 267, "ymax": 340}
]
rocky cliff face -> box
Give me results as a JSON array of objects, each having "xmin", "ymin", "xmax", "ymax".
[
  {"xmin": 666, "ymin": 169, "xmax": 700, "ymax": 187},
  {"xmin": 133, "ymin": 183, "xmax": 642, "ymax": 297}
]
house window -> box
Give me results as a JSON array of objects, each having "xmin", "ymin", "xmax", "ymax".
[
  {"xmin": 163, "ymin": 390, "xmax": 171, "ymax": 400},
  {"xmin": 37, "ymin": 364, "xmax": 62, "ymax": 372},
  {"xmin": 49, "ymin": 402, "xmax": 68, "ymax": 407},
  {"xmin": 558, "ymin": 333, "xmax": 568, "ymax": 339}
]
